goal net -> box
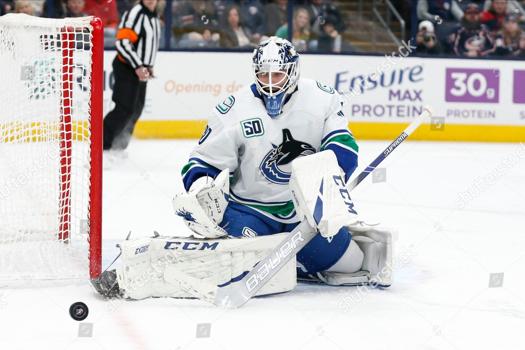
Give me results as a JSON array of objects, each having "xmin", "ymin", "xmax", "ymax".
[{"xmin": 0, "ymin": 14, "xmax": 102, "ymax": 283}]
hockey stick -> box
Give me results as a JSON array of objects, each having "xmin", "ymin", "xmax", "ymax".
[
  {"xmin": 345, "ymin": 107, "xmax": 432, "ymax": 191},
  {"xmin": 213, "ymin": 107, "xmax": 433, "ymax": 308}
]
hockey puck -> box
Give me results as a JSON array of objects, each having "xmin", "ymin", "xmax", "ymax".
[{"xmin": 69, "ymin": 302, "xmax": 89, "ymax": 321}]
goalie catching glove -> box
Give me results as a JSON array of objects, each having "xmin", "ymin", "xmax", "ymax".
[{"xmin": 172, "ymin": 169, "xmax": 230, "ymax": 238}]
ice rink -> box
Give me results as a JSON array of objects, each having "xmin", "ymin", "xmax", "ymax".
[{"xmin": 1, "ymin": 139, "xmax": 524, "ymax": 350}]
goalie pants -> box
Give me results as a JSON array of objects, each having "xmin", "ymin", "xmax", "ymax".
[
  {"xmin": 103, "ymin": 57, "xmax": 147, "ymax": 150},
  {"xmin": 220, "ymin": 201, "xmax": 351, "ymax": 276}
]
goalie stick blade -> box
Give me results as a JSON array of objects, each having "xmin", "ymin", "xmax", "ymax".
[{"xmin": 213, "ymin": 221, "xmax": 316, "ymax": 308}]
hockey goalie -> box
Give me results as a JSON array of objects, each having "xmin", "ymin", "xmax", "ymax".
[{"xmin": 92, "ymin": 37, "xmax": 393, "ymax": 302}]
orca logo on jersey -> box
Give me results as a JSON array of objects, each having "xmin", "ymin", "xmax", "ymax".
[{"xmin": 259, "ymin": 129, "xmax": 315, "ymax": 184}]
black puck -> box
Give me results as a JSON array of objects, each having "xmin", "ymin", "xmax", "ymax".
[{"xmin": 69, "ymin": 302, "xmax": 89, "ymax": 321}]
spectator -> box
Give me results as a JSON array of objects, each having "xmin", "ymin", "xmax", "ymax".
[
  {"xmin": 211, "ymin": 0, "xmax": 229, "ymax": 20},
  {"xmin": 172, "ymin": 0, "xmax": 218, "ymax": 35},
  {"xmin": 494, "ymin": 13, "xmax": 523, "ymax": 55},
  {"xmin": 42, "ymin": 0, "xmax": 66, "ymax": 17},
  {"xmin": 219, "ymin": 5, "xmax": 256, "ymax": 49},
  {"xmin": 172, "ymin": 0, "xmax": 220, "ymax": 47},
  {"xmin": 458, "ymin": 0, "xmax": 485, "ymax": 10},
  {"xmin": 417, "ymin": 0, "xmax": 464, "ymax": 22},
  {"xmin": 415, "ymin": 20, "xmax": 444, "ymax": 54},
  {"xmin": 484, "ymin": 0, "xmax": 525, "ymax": 17},
  {"xmin": 239, "ymin": 0, "xmax": 266, "ymax": 43},
  {"xmin": 14, "ymin": 0, "xmax": 34, "ymax": 15},
  {"xmin": 306, "ymin": 0, "xmax": 346, "ymax": 37},
  {"xmin": 84, "ymin": 0, "xmax": 120, "ymax": 28},
  {"xmin": 481, "ymin": 0, "xmax": 508, "ymax": 32},
  {"xmin": 264, "ymin": 0, "xmax": 287, "ymax": 36},
  {"xmin": 84, "ymin": 0, "xmax": 119, "ymax": 47},
  {"xmin": 453, "ymin": 4, "xmax": 494, "ymax": 57},
  {"xmin": 1, "ymin": 0, "xmax": 14, "ymax": 15},
  {"xmin": 65, "ymin": 0, "xmax": 86, "ymax": 17},
  {"xmin": 418, "ymin": 0, "xmax": 463, "ymax": 49},
  {"xmin": 513, "ymin": 32, "xmax": 525, "ymax": 56},
  {"xmin": 276, "ymin": 7, "xmax": 310, "ymax": 51},
  {"xmin": 316, "ymin": 15, "xmax": 344, "ymax": 52}
]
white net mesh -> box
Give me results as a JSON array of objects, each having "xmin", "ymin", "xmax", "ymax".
[{"xmin": 0, "ymin": 14, "xmax": 97, "ymax": 283}]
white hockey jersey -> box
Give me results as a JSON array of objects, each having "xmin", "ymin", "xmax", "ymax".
[{"xmin": 182, "ymin": 78, "xmax": 358, "ymax": 223}]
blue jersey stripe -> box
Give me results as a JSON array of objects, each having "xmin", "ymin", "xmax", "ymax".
[{"xmin": 324, "ymin": 143, "xmax": 358, "ymax": 182}]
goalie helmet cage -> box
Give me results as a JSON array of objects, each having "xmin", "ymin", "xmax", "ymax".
[{"xmin": 0, "ymin": 14, "xmax": 102, "ymax": 283}]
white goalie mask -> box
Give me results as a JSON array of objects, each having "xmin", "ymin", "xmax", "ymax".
[{"xmin": 252, "ymin": 37, "xmax": 300, "ymax": 117}]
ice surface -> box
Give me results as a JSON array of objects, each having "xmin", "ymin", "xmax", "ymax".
[{"xmin": 0, "ymin": 140, "xmax": 524, "ymax": 350}]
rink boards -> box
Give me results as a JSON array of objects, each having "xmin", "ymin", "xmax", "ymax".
[{"xmin": 101, "ymin": 51, "xmax": 525, "ymax": 142}]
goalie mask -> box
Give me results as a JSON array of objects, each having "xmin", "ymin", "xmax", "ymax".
[{"xmin": 252, "ymin": 37, "xmax": 300, "ymax": 117}]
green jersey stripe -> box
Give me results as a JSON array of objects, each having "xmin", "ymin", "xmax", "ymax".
[{"xmin": 321, "ymin": 134, "xmax": 359, "ymax": 153}]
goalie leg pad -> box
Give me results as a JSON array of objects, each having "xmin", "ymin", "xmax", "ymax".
[{"xmin": 116, "ymin": 234, "xmax": 296, "ymax": 300}]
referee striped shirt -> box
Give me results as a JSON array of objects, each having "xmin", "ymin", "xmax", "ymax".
[{"xmin": 115, "ymin": 2, "xmax": 161, "ymax": 69}]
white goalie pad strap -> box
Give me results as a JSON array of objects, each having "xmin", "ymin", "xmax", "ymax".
[
  {"xmin": 290, "ymin": 150, "xmax": 358, "ymax": 238},
  {"xmin": 116, "ymin": 234, "xmax": 296, "ymax": 300}
]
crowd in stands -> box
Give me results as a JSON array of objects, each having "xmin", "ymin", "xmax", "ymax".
[
  {"xmin": 0, "ymin": 0, "xmax": 348, "ymax": 52},
  {"xmin": 170, "ymin": 0, "xmax": 348, "ymax": 52},
  {"xmin": 1, "ymin": 0, "xmax": 524, "ymax": 58},
  {"xmin": 416, "ymin": 0, "xmax": 525, "ymax": 57}
]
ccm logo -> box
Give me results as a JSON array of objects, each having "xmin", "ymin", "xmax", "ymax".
[
  {"xmin": 164, "ymin": 241, "xmax": 219, "ymax": 251},
  {"xmin": 245, "ymin": 230, "xmax": 304, "ymax": 292},
  {"xmin": 333, "ymin": 175, "xmax": 358, "ymax": 215}
]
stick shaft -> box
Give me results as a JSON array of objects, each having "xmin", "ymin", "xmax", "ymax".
[{"xmin": 346, "ymin": 107, "xmax": 432, "ymax": 191}]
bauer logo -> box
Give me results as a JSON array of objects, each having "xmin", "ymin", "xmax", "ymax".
[
  {"xmin": 445, "ymin": 68, "xmax": 499, "ymax": 103},
  {"xmin": 245, "ymin": 230, "xmax": 304, "ymax": 292},
  {"xmin": 164, "ymin": 241, "xmax": 219, "ymax": 251}
]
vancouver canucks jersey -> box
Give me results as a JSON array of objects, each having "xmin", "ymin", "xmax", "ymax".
[{"xmin": 181, "ymin": 78, "xmax": 358, "ymax": 223}]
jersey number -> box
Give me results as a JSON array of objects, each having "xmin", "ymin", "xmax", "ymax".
[{"xmin": 241, "ymin": 118, "xmax": 264, "ymax": 138}]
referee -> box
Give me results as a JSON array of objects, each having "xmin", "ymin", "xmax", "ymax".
[{"xmin": 104, "ymin": 0, "xmax": 161, "ymax": 151}]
